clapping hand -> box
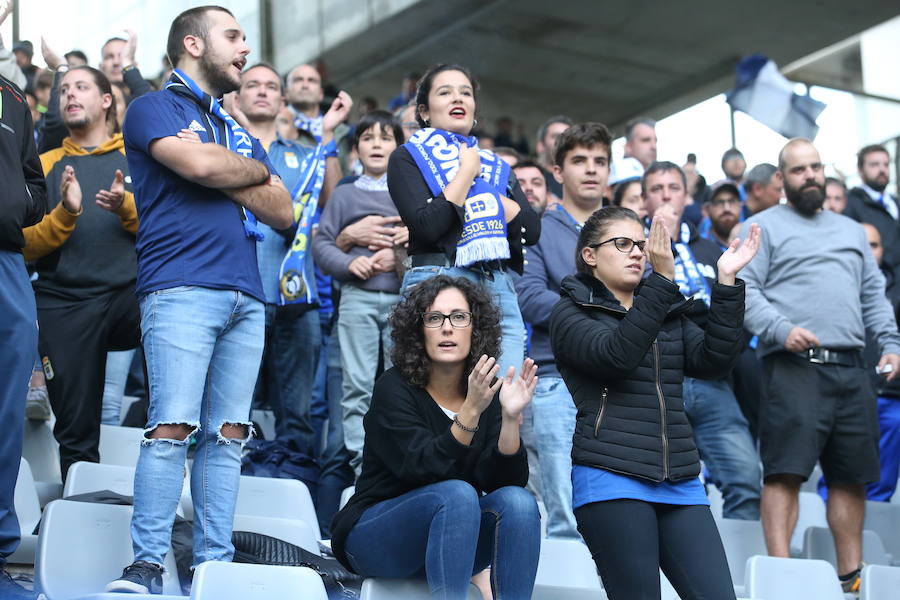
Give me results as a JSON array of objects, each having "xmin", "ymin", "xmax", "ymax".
[
  {"xmin": 60, "ymin": 165, "xmax": 82, "ymax": 214},
  {"xmin": 464, "ymin": 355, "xmax": 502, "ymax": 416},
  {"xmin": 717, "ymin": 223, "xmax": 761, "ymax": 285},
  {"xmin": 95, "ymin": 169, "xmax": 126, "ymax": 212},
  {"xmin": 647, "ymin": 215, "xmax": 675, "ymax": 281},
  {"xmin": 498, "ymin": 358, "xmax": 538, "ymax": 421}
]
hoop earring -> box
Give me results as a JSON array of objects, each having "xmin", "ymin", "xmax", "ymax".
[{"xmin": 473, "ymin": 118, "xmax": 478, "ymax": 128}]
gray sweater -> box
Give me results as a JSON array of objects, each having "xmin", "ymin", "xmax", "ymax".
[
  {"xmin": 313, "ymin": 182, "xmax": 402, "ymax": 293},
  {"xmin": 739, "ymin": 204, "xmax": 900, "ymax": 357}
]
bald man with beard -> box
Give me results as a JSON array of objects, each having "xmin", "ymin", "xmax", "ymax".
[{"xmin": 739, "ymin": 138, "xmax": 900, "ymax": 594}]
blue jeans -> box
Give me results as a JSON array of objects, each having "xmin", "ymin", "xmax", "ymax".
[
  {"xmin": 132, "ymin": 286, "xmax": 264, "ymax": 567},
  {"xmin": 817, "ymin": 396, "xmax": 900, "ymax": 502},
  {"xmin": 337, "ymin": 285, "xmax": 398, "ymax": 475},
  {"xmin": 401, "ymin": 266, "xmax": 525, "ymax": 376},
  {"xmin": 0, "ymin": 252, "xmax": 38, "ymax": 567},
  {"xmin": 344, "ymin": 481, "xmax": 540, "ymax": 599},
  {"xmin": 682, "ymin": 377, "xmax": 761, "ymax": 520},
  {"xmin": 102, "ymin": 349, "xmax": 136, "ymax": 425},
  {"xmin": 256, "ymin": 305, "xmax": 320, "ymax": 452},
  {"xmin": 313, "ymin": 312, "xmax": 353, "ymax": 537},
  {"xmin": 532, "ymin": 376, "xmax": 580, "ymax": 539}
]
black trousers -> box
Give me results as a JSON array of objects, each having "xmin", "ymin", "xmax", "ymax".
[
  {"xmin": 575, "ymin": 500, "xmax": 736, "ymax": 600},
  {"xmin": 37, "ymin": 286, "xmax": 141, "ymax": 480}
]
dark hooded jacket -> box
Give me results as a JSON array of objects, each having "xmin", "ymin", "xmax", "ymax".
[{"xmin": 549, "ymin": 271, "xmax": 745, "ymax": 482}]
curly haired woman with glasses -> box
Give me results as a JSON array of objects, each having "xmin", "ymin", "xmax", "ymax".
[{"xmin": 330, "ymin": 275, "xmax": 540, "ymax": 599}]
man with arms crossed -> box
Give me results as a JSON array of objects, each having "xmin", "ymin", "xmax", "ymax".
[
  {"xmin": 108, "ymin": 5, "xmax": 291, "ymax": 593},
  {"xmin": 740, "ymin": 138, "xmax": 900, "ymax": 593}
]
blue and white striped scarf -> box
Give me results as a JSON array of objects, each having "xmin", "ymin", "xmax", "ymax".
[{"xmin": 166, "ymin": 69, "xmax": 264, "ymax": 241}]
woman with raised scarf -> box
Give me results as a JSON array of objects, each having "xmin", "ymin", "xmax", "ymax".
[
  {"xmin": 549, "ymin": 206, "xmax": 761, "ymax": 599},
  {"xmin": 387, "ymin": 63, "xmax": 540, "ymax": 378}
]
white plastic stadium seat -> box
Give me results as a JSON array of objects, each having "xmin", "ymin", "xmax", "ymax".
[
  {"xmin": 801, "ymin": 525, "xmax": 891, "ymax": 567},
  {"xmin": 22, "ymin": 419, "xmax": 62, "ymax": 484},
  {"xmin": 715, "ymin": 518, "xmax": 768, "ymax": 589},
  {"xmin": 860, "ymin": 563, "xmax": 900, "ymax": 600},
  {"xmin": 231, "ymin": 514, "xmax": 320, "ymax": 555},
  {"xmin": 534, "ymin": 538, "xmax": 602, "ymax": 594},
  {"xmin": 745, "ymin": 555, "xmax": 843, "ymax": 600},
  {"xmin": 189, "ymin": 561, "xmax": 327, "ymax": 600},
  {"xmin": 235, "ymin": 475, "xmax": 321, "ymax": 539},
  {"xmin": 63, "ymin": 461, "xmax": 136, "ymax": 497},
  {"xmin": 864, "ymin": 501, "xmax": 900, "ymax": 563},
  {"xmin": 35, "ymin": 500, "xmax": 181, "ymax": 600},
  {"xmin": 789, "ymin": 492, "xmax": 827, "ymax": 556},
  {"xmin": 98, "ymin": 425, "xmax": 145, "ymax": 467}
]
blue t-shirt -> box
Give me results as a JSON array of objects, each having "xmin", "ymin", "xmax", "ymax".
[
  {"xmin": 122, "ymin": 90, "xmax": 275, "ymax": 302},
  {"xmin": 571, "ymin": 465, "xmax": 709, "ymax": 509},
  {"xmin": 255, "ymin": 137, "xmax": 317, "ymax": 305}
]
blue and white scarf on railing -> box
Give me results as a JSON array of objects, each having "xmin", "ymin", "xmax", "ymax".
[
  {"xmin": 276, "ymin": 140, "xmax": 333, "ymax": 306},
  {"xmin": 405, "ymin": 127, "xmax": 510, "ymax": 267},
  {"xmin": 673, "ymin": 222, "xmax": 712, "ymax": 306},
  {"xmin": 166, "ymin": 69, "xmax": 264, "ymax": 241}
]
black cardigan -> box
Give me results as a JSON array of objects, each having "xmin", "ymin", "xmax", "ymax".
[
  {"xmin": 386, "ymin": 146, "xmax": 541, "ymax": 275},
  {"xmin": 330, "ymin": 367, "xmax": 528, "ymax": 571},
  {"xmin": 549, "ymin": 272, "xmax": 745, "ymax": 482}
]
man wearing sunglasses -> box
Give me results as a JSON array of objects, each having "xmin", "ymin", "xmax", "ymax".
[
  {"xmin": 515, "ymin": 122, "xmax": 612, "ymax": 540},
  {"xmin": 643, "ymin": 161, "xmax": 762, "ymax": 521}
]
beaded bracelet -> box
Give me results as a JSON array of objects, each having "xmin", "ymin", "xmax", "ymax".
[{"xmin": 453, "ymin": 414, "xmax": 478, "ymax": 433}]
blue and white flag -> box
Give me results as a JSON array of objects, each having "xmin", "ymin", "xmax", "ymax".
[{"xmin": 726, "ymin": 54, "xmax": 826, "ymax": 140}]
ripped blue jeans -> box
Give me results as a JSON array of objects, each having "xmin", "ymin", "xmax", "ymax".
[{"xmin": 132, "ymin": 286, "xmax": 264, "ymax": 567}]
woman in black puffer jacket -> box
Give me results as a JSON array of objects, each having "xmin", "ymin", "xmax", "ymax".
[{"xmin": 550, "ymin": 206, "xmax": 761, "ymax": 600}]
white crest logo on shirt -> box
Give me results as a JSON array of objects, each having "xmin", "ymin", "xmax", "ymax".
[
  {"xmin": 285, "ymin": 152, "xmax": 300, "ymax": 169},
  {"xmin": 188, "ymin": 120, "xmax": 206, "ymax": 133}
]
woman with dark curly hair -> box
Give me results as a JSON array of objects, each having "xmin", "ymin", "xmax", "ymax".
[{"xmin": 330, "ymin": 275, "xmax": 541, "ymax": 599}]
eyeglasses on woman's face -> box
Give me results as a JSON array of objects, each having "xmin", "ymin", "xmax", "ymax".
[
  {"xmin": 422, "ymin": 311, "xmax": 473, "ymax": 328},
  {"xmin": 590, "ymin": 237, "xmax": 647, "ymax": 254}
]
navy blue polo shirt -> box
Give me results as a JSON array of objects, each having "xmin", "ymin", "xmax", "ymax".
[{"xmin": 122, "ymin": 89, "xmax": 275, "ymax": 302}]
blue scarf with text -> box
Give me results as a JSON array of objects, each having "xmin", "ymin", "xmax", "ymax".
[{"xmin": 404, "ymin": 127, "xmax": 510, "ymax": 267}]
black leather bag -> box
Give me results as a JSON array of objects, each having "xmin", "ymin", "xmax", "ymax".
[{"xmin": 232, "ymin": 530, "xmax": 363, "ymax": 599}]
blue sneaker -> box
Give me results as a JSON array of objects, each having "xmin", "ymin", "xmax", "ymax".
[{"xmin": 105, "ymin": 560, "xmax": 164, "ymax": 594}]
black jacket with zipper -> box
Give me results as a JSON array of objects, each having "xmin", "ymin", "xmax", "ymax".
[
  {"xmin": 843, "ymin": 186, "xmax": 900, "ymax": 275},
  {"xmin": 0, "ymin": 75, "xmax": 47, "ymax": 252},
  {"xmin": 549, "ymin": 271, "xmax": 745, "ymax": 482}
]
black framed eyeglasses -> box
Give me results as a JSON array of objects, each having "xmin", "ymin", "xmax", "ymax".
[
  {"xmin": 590, "ymin": 237, "xmax": 647, "ymax": 253},
  {"xmin": 423, "ymin": 311, "xmax": 473, "ymax": 328}
]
